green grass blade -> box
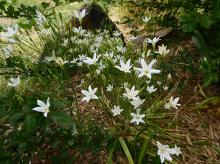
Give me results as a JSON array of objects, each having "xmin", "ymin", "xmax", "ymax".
[
  {"xmin": 107, "ymin": 139, "xmax": 118, "ymax": 164},
  {"xmin": 138, "ymin": 139, "xmax": 148, "ymax": 164},
  {"xmin": 119, "ymin": 137, "xmax": 134, "ymax": 164}
]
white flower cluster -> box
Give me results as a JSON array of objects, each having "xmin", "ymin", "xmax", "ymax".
[
  {"xmin": 157, "ymin": 141, "xmax": 182, "ymax": 163},
  {"xmin": 8, "ymin": 77, "xmax": 20, "ymax": 87},
  {"xmin": 164, "ymin": 96, "xmax": 181, "ymax": 110},
  {"xmin": 1, "ymin": 12, "xmax": 182, "ymax": 162},
  {"xmin": 73, "ymin": 9, "xmax": 87, "ymax": 24},
  {"xmin": 67, "ymin": 31, "xmax": 178, "ymax": 126},
  {"xmin": 0, "ymin": 24, "xmax": 19, "ymax": 43},
  {"xmin": 0, "ymin": 24, "xmax": 19, "ymax": 58},
  {"xmin": 2, "ymin": 44, "xmax": 13, "ymax": 58}
]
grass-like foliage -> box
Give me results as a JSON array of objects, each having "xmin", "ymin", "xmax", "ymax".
[{"xmin": 0, "ymin": 5, "xmax": 183, "ymax": 163}]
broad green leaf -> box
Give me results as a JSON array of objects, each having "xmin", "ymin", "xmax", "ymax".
[
  {"xmin": 24, "ymin": 115, "xmax": 37, "ymax": 134},
  {"xmin": 51, "ymin": 112, "xmax": 75, "ymax": 128},
  {"xmin": 212, "ymin": 3, "xmax": 220, "ymax": 19},
  {"xmin": 10, "ymin": 113, "xmax": 24, "ymax": 122},
  {"xmin": 192, "ymin": 30, "xmax": 209, "ymax": 56},
  {"xmin": 200, "ymin": 15, "xmax": 215, "ymax": 29},
  {"xmin": 182, "ymin": 22, "xmax": 197, "ymax": 32}
]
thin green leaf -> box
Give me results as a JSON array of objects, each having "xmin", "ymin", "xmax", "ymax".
[
  {"xmin": 193, "ymin": 96, "xmax": 220, "ymax": 109},
  {"xmin": 138, "ymin": 139, "xmax": 148, "ymax": 164},
  {"xmin": 119, "ymin": 137, "xmax": 134, "ymax": 164},
  {"xmin": 107, "ymin": 139, "xmax": 118, "ymax": 164}
]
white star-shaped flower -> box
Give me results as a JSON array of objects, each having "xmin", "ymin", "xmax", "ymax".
[
  {"xmin": 115, "ymin": 59, "xmax": 133, "ymax": 73},
  {"xmin": 130, "ymin": 96, "xmax": 145, "ymax": 109},
  {"xmin": 35, "ymin": 10, "xmax": 47, "ymax": 25},
  {"xmin": 146, "ymin": 80, "xmax": 151, "ymax": 84},
  {"xmin": 113, "ymin": 31, "xmax": 122, "ymax": 37},
  {"xmin": 167, "ymin": 73, "xmax": 172, "ymax": 80},
  {"xmin": 98, "ymin": 61, "xmax": 105, "ymax": 71},
  {"xmin": 123, "ymin": 86, "xmax": 139, "ymax": 100},
  {"xmin": 145, "ymin": 36, "xmax": 160, "ymax": 48},
  {"xmin": 123, "ymin": 82, "xmax": 129, "ymax": 88},
  {"xmin": 170, "ymin": 145, "xmax": 182, "ymax": 156},
  {"xmin": 146, "ymin": 85, "xmax": 157, "ymax": 94},
  {"xmin": 104, "ymin": 51, "xmax": 114, "ymax": 58},
  {"xmin": 96, "ymin": 69, "xmax": 101, "ymax": 74},
  {"xmin": 163, "ymin": 85, "xmax": 169, "ymax": 91},
  {"xmin": 0, "ymin": 24, "xmax": 18, "ymax": 38},
  {"xmin": 156, "ymin": 44, "xmax": 170, "ymax": 57},
  {"xmin": 135, "ymin": 59, "xmax": 160, "ymax": 79},
  {"xmin": 164, "ymin": 102, "xmax": 171, "ymax": 109},
  {"xmin": 157, "ymin": 81, "xmax": 162, "ymax": 86},
  {"xmin": 83, "ymin": 53, "xmax": 100, "ymax": 65},
  {"xmin": 81, "ymin": 85, "xmax": 98, "ymax": 102},
  {"xmin": 116, "ymin": 46, "xmax": 126, "ymax": 53},
  {"xmin": 63, "ymin": 39, "xmax": 68, "ymax": 47},
  {"xmin": 32, "ymin": 98, "xmax": 50, "ymax": 118},
  {"xmin": 70, "ymin": 58, "xmax": 78, "ymax": 64},
  {"xmin": 164, "ymin": 96, "xmax": 181, "ymax": 109},
  {"xmin": 55, "ymin": 57, "xmax": 69, "ymax": 66},
  {"xmin": 130, "ymin": 109, "xmax": 145, "ymax": 125},
  {"xmin": 40, "ymin": 28, "xmax": 51, "ymax": 36},
  {"xmin": 8, "ymin": 77, "xmax": 20, "ymax": 87},
  {"xmin": 106, "ymin": 84, "xmax": 113, "ymax": 92},
  {"xmin": 78, "ymin": 54, "xmax": 87, "ymax": 61},
  {"xmin": 111, "ymin": 105, "xmax": 123, "ymax": 116},
  {"xmin": 73, "ymin": 9, "xmax": 87, "ymax": 23},
  {"xmin": 169, "ymin": 97, "xmax": 181, "ymax": 109},
  {"xmin": 142, "ymin": 15, "xmax": 151, "ymax": 23},
  {"xmin": 2, "ymin": 44, "xmax": 13, "ymax": 58},
  {"xmin": 157, "ymin": 141, "xmax": 173, "ymax": 163},
  {"xmin": 73, "ymin": 26, "xmax": 87, "ymax": 36}
]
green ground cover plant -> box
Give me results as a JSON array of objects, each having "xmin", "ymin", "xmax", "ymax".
[
  {"xmin": 0, "ymin": 0, "xmax": 219, "ymax": 163},
  {"xmin": 108, "ymin": 0, "xmax": 220, "ymax": 87}
]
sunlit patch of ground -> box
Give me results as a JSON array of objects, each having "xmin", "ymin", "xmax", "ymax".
[
  {"xmin": 109, "ymin": 5, "xmax": 133, "ymax": 40},
  {"xmin": 0, "ymin": 1, "xmax": 82, "ymax": 58},
  {"xmin": 54, "ymin": 2, "xmax": 82, "ymax": 22},
  {"xmin": 15, "ymin": 0, "xmax": 53, "ymax": 6},
  {"xmin": 0, "ymin": 17, "xmax": 17, "ymax": 26}
]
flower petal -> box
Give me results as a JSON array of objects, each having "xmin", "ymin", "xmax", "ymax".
[
  {"xmin": 43, "ymin": 112, "xmax": 48, "ymax": 118},
  {"xmin": 148, "ymin": 59, "xmax": 156, "ymax": 69},
  {"xmin": 37, "ymin": 100, "xmax": 46, "ymax": 107},
  {"xmin": 32, "ymin": 107, "xmax": 44, "ymax": 112}
]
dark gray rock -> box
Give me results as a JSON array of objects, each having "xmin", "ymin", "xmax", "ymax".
[{"xmin": 71, "ymin": 2, "xmax": 126, "ymax": 45}]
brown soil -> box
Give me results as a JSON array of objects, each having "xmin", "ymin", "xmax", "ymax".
[{"xmin": 165, "ymin": 78, "xmax": 220, "ymax": 163}]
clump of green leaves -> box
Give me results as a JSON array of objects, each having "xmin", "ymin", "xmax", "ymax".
[{"xmin": 0, "ymin": 4, "xmax": 184, "ymax": 163}]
